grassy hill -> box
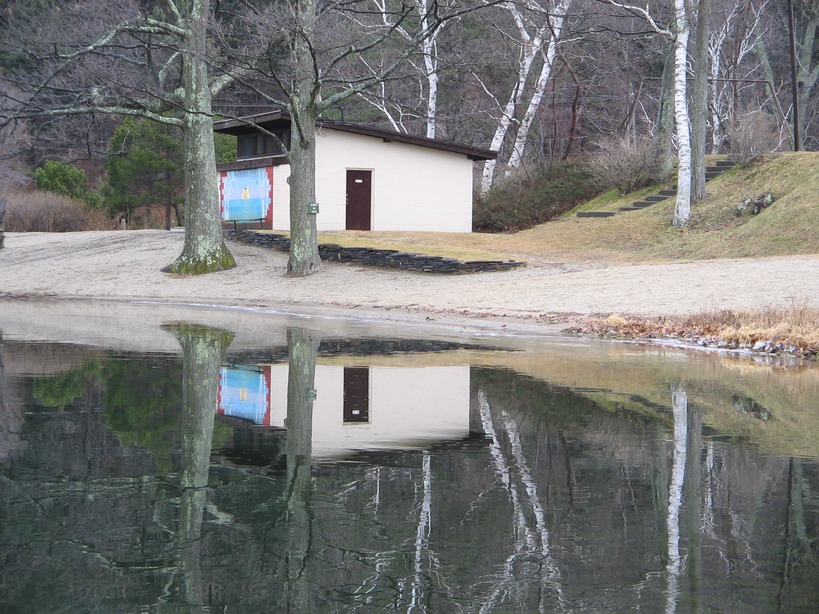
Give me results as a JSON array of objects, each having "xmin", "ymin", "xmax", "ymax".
[{"xmin": 317, "ymin": 152, "xmax": 819, "ymax": 264}]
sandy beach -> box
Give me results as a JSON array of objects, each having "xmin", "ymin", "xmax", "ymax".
[{"xmin": 1, "ymin": 230, "xmax": 818, "ymax": 332}]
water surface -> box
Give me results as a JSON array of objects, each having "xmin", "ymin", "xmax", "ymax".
[{"xmin": 0, "ymin": 301, "xmax": 817, "ymax": 612}]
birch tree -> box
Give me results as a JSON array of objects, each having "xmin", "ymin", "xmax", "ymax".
[
  {"xmin": 478, "ymin": 0, "xmax": 573, "ymax": 194},
  {"xmin": 355, "ymin": 0, "xmax": 450, "ymax": 138},
  {"xmin": 671, "ymin": 0, "xmax": 693, "ymax": 226},
  {"xmin": 596, "ymin": 0, "xmax": 693, "ymax": 225},
  {"xmin": 0, "ymin": 0, "xmax": 236, "ymax": 274}
]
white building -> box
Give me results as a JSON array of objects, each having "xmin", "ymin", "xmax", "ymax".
[{"xmin": 213, "ymin": 111, "xmax": 496, "ymax": 233}]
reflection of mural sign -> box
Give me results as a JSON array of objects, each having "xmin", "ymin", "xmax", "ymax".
[
  {"xmin": 219, "ymin": 167, "xmax": 273, "ymax": 224},
  {"xmin": 217, "ymin": 366, "xmax": 272, "ymax": 426}
]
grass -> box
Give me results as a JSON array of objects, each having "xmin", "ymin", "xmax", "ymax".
[
  {"xmin": 298, "ymin": 153, "xmax": 817, "ymax": 266},
  {"xmin": 569, "ymin": 301, "xmax": 819, "ymax": 358}
]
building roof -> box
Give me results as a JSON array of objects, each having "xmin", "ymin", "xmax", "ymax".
[{"xmin": 212, "ymin": 110, "xmax": 497, "ymax": 161}]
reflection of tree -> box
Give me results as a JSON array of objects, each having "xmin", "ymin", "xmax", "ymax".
[
  {"xmin": 476, "ymin": 389, "xmax": 564, "ymax": 611},
  {"xmin": 164, "ymin": 323, "xmax": 233, "ymax": 610},
  {"xmin": 103, "ymin": 357, "xmax": 183, "ymax": 472},
  {"xmin": 665, "ymin": 384, "xmax": 688, "ymax": 614},
  {"xmin": 280, "ymin": 327, "xmax": 320, "ymax": 613},
  {"xmin": 32, "ymin": 362, "xmax": 99, "ymax": 409}
]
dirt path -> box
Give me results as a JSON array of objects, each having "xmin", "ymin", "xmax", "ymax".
[{"xmin": 1, "ymin": 230, "xmax": 817, "ymax": 329}]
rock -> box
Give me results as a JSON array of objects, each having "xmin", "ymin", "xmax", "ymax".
[{"xmin": 736, "ymin": 192, "xmax": 775, "ymax": 216}]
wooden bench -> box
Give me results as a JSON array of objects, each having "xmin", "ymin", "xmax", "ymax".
[{"xmin": 223, "ymin": 218, "xmax": 265, "ymax": 231}]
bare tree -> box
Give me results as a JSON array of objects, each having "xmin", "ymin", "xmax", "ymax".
[
  {"xmin": 1, "ymin": 0, "xmax": 236, "ymax": 274},
  {"xmin": 477, "ymin": 0, "xmax": 574, "ymax": 194}
]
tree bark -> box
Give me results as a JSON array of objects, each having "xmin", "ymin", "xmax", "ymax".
[
  {"xmin": 287, "ymin": 0, "xmax": 322, "ymax": 277},
  {"xmin": 0, "ymin": 196, "xmax": 6, "ymax": 250},
  {"xmin": 672, "ymin": 0, "xmax": 693, "ymax": 227},
  {"xmin": 691, "ymin": 0, "xmax": 709, "ymax": 203},
  {"xmin": 164, "ymin": 0, "xmax": 235, "ymax": 275},
  {"xmin": 653, "ymin": 46, "xmax": 676, "ymax": 181}
]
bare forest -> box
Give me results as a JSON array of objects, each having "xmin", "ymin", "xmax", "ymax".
[{"xmin": 0, "ymin": 0, "xmax": 816, "ymax": 272}]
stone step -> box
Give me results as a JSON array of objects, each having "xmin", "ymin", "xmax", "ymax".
[
  {"xmin": 643, "ymin": 195, "xmax": 670, "ymax": 202},
  {"xmin": 576, "ymin": 211, "xmax": 617, "ymax": 218},
  {"xmin": 715, "ymin": 159, "xmax": 736, "ymax": 168},
  {"xmin": 619, "ymin": 206, "xmax": 641, "ymax": 212},
  {"xmin": 705, "ymin": 172, "xmax": 722, "ymax": 180},
  {"xmin": 630, "ymin": 201, "xmax": 656, "ymax": 208},
  {"xmin": 658, "ymin": 189, "xmax": 677, "ymax": 196}
]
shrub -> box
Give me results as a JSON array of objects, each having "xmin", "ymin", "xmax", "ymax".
[
  {"xmin": 34, "ymin": 160, "xmax": 89, "ymax": 200},
  {"xmin": 474, "ymin": 162, "xmax": 598, "ymax": 232},
  {"xmin": 4, "ymin": 191, "xmax": 100, "ymax": 232},
  {"xmin": 731, "ymin": 111, "xmax": 782, "ymax": 167},
  {"xmin": 587, "ymin": 136, "xmax": 657, "ymax": 194}
]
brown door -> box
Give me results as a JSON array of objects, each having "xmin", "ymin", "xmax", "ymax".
[{"xmin": 346, "ymin": 170, "xmax": 372, "ymax": 230}]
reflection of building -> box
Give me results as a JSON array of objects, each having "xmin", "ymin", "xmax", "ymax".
[
  {"xmin": 218, "ymin": 362, "xmax": 471, "ymax": 461},
  {"xmin": 217, "ymin": 366, "xmax": 272, "ymax": 426}
]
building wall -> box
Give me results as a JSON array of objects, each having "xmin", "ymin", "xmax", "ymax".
[
  {"xmin": 316, "ymin": 130, "xmax": 474, "ymax": 232},
  {"xmin": 263, "ymin": 130, "xmax": 475, "ymax": 232}
]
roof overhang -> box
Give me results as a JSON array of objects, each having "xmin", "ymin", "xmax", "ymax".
[{"xmin": 213, "ymin": 111, "xmax": 497, "ymax": 161}]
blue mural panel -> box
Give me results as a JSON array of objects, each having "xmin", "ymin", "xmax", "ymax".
[{"xmin": 220, "ymin": 167, "xmax": 272, "ymax": 221}]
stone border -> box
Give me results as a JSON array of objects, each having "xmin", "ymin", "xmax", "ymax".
[{"xmin": 226, "ymin": 230, "xmax": 526, "ymax": 274}]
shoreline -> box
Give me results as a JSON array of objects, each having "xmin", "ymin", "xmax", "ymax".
[{"xmin": 1, "ymin": 230, "xmax": 818, "ymax": 354}]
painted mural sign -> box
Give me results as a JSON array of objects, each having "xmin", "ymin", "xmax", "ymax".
[
  {"xmin": 217, "ymin": 366, "xmax": 272, "ymax": 426},
  {"xmin": 219, "ymin": 167, "xmax": 273, "ymax": 227}
]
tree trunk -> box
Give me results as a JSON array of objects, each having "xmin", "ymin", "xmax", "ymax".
[
  {"xmin": 672, "ymin": 0, "xmax": 693, "ymax": 227},
  {"xmin": 479, "ymin": 10, "xmax": 548, "ymax": 194},
  {"xmin": 0, "ymin": 196, "xmax": 6, "ymax": 250},
  {"xmin": 653, "ymin": 46, "xmax": 676, "ymax": 181},
  {"xmin": 506, "ymin": 0, "xmax": 572, "ymax": 175},
  {"xmin": 287, "ymin": 0, "xmax": 322, "ymax": 277},
  {"xmin": 691, "ymin": 0, "xmax": 709, "ymax": 203},
  {"xmin": 164, "ymin": 0, "xmax": 235, "ymax": 275}
]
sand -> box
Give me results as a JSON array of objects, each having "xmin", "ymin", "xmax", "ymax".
[{"xmin": 1, "ymin": 230, "xmax": 818, "ymax": 333}]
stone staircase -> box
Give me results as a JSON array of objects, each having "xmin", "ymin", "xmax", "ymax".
[{"xmin": 576, "ymin": 159, "xmax": 736, "ymax": 218}]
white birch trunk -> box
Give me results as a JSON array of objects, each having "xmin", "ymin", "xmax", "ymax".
[
  {"xmin": 672, "ymin": 0, "xmax": 693, "ymax": 227},
  {"xmin": 505, "ymin": 0, "xmax": 572, "ymax": 174},
  {"xmin": 423, "ymin": 37, "xmax": 439, "ymax": 139},
  {"xmin": 480, "ymin": 7, "xmax": 548, "ymax": 194},
  {"xmin": 419, "ymin": 0, "xmax": 439, "ymax": 139}
]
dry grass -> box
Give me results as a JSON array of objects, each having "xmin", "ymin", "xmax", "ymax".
[
  {"xmin": 4, "ymin": 191, "xmax": 112, "ymax": 232},
  {"xmin": 572, "ymin": 301, "xmax": 819, "ymax": 357},
  {"xmin": 292, "ymin": 152, "xmax": 819, "ymax": 266}
]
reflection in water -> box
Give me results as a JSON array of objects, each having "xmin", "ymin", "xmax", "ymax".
[
  {"xmin": 166, "ymin": 324, "xmax": 233, "ymax": 611},
  {"xmin": 0, "ymin": 325, "xmax": 817, "ymax": 612}
]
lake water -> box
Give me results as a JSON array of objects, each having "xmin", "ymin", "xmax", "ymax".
[{"xmin": 0, "ymin": 301, "xmax": 817, "ymax": 612}]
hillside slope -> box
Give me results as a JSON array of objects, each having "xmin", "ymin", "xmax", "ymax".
[{"xmin": 315, "ymin": 153, "xmax": 819, "ymax": 264}]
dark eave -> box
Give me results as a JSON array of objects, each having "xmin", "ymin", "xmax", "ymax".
[
  {"xmin": 216, "ymin": 155, "xmax": 289, "ymax": 173},
  {"xmin": 213, "ymin": 111, "xmax": 497, "ymax": 161}
]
